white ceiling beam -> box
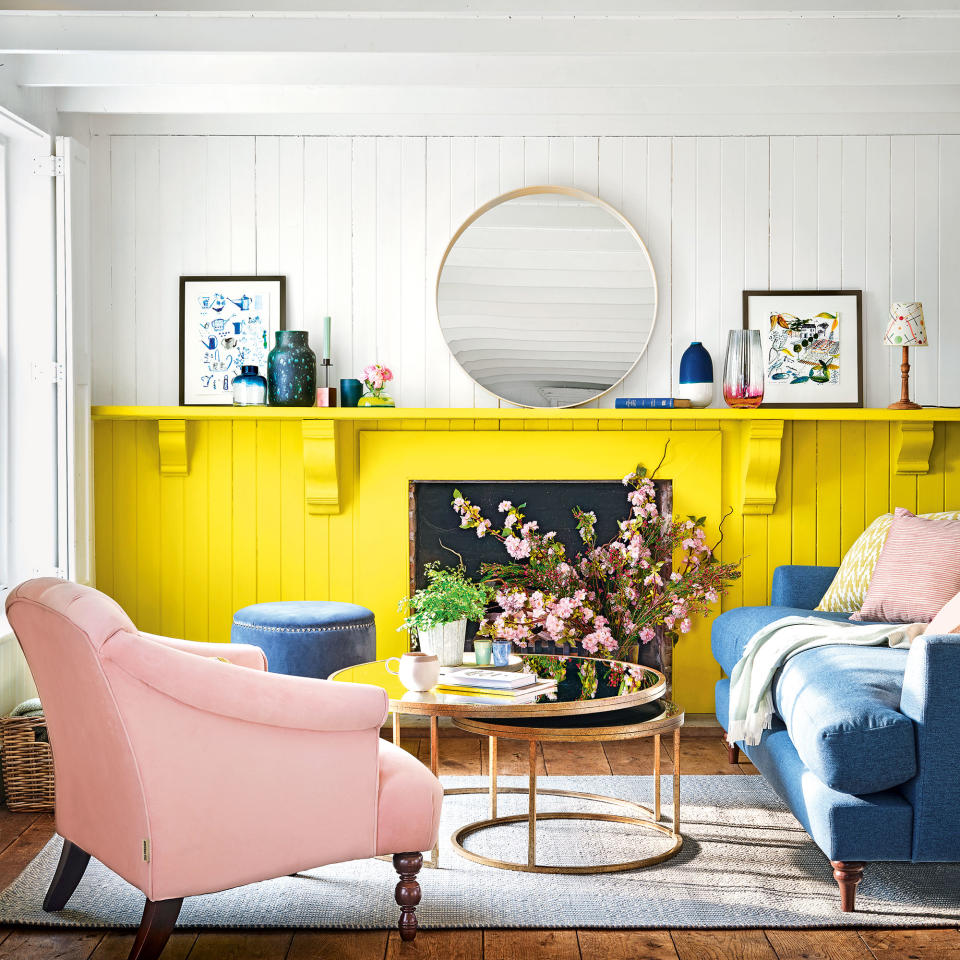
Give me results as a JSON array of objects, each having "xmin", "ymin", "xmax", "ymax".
[
  {"xmin": 50, "ymin": 82, "xmax": 960, "ymax": 115},
  {"xmin": 2, "ymin": 13, "xmax": 959, "ymax": 54},
  {"xmin": 14, "ymin": 51, "xmax": 960, "ymax": 88},
  {"xmin": 2, "ymin": 1, "xmax": 958, "ymax": 13}
]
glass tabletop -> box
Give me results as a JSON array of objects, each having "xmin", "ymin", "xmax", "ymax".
[{"xmin": 329, "ymin": 653, "xmax": 667, "ymax": 718}]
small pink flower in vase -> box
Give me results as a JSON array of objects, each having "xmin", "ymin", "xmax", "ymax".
[{"xmin": 358, "ymin": 363, "xmax": 395, "ymax": 407}]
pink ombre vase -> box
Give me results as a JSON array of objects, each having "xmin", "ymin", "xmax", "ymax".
[{"xmin": 722, "ymin": 329, "xmax": 764, "ymax": 408}]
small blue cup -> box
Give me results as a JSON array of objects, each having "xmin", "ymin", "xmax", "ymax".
[
  {"xmin": 340, "ymin": 378, "xmax": 364, "ymax": 408},
  {"xmin": 491, "ymin": 639, "xmax": 512, "ymax": 667}
]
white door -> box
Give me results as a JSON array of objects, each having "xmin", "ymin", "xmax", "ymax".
[
  {"xmin": 55, "ymin": 137, "xmax": 92, "ymax": 585},
  {"xmin": 0, "ymin": 107, "xmax": 57, "ymax": 602}
]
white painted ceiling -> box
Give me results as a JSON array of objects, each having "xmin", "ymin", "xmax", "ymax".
[{"xmin": 1, "ymin": 2, "xmax": 959, "ymax": 134}]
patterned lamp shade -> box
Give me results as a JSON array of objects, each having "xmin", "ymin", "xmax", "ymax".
[{"xmin": 884, "ymin": 303, "xmax": 928, "ymax": 347}]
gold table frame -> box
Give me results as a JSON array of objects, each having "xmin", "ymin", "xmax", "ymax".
[{"xmin": 395, "ymin": 700, "xmax": 684, "ymax": 874}]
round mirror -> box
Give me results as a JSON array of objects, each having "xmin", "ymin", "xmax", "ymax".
[{"xmin": 436, "ymin": 186, "xmax": 657, "ymax": 408}]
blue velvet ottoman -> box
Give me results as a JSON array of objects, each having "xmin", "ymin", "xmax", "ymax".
[{"xmin": 230, "ymin": 601, "xmax": 376, "ymax": 679}]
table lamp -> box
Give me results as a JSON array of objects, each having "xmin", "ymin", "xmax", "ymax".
[{"xmin": 884, "ymin": 303, "xmax": 927, "ymax": 410}]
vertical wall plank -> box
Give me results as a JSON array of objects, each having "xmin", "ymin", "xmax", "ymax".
[
  {"xmin": 817, "ymin": 136, "xmax": 843, "ymax": 288},
  {"xmin": 231, "ymin": 421, "xmax": 258, "ymax": 613},
  {"xmin": 109, "ymin": 138, "xmax": 137, "ymax": 404},
  {"xmin": 351, "ymin": 137, "xmax": 378, "ymax": 374},
  {"xmin": 864, "ymin": 136, "xmax": 892, "ymax": 408},
  {"xmin": 890, "ymin": 136, "xmax": 917, "ymax": 405},
  {"xmin": 92, "ymin": 422, "xmax": 114, "ymax": 594},
  {"xmin": 134, "ymin": 137, "xmax": 161, "ymax": 406},
  {"xmin": 696, "ymin": 138, "xmax": 722, "ymax": 393},
  {"xmin": 207, "ymin": 420, "xmax": 233, "ymax": 641},
  {"xmin": 424, "ymin": 138, "xmax": 451, "ymax": 406},
  {"xmin": 839, "ymin": 421, "xmax": 866, "ymax": 554},
  {"xmin": 815, "ymin": 422, "xmax": 842, "ymax": 565},
  {"xmin": 279, "ymin": 420, "xmax": 305, "ymax": 601},
  {"xmin": 792, "ymin": 137, "xmax": 818, "ymax": 289},
  {"xmin": 255, "ymin": 422, "xmax": 282, "ymax": 602},
  {"xmin": 940, "ymin": 137, "xmax": 960, "ymax": 408},
  {"xmin": 327, "ymin": 137, "xmax": 353, "ymax": 384},
  {"xmin": 184, "ymin": 421, "xmax": 209, "ymax": 641},
  {"xmin": 769, "ymin": 136, "xmax": 794, "ymax": 288},
  {"xmin": 473, "ymin": 137, "xmax": 502, "ymax": 408},
  {"xmin": 376, "ymin": 137, "xmax": 403, "ymax": 387},
  {"xmin": 448, "ymin": 137, "xmax": 478, "ymax": 407},
  {"xmin": 791, "ymin": 421, "xmax": 817, "ymax": 565},
  {"xmin": 254, "ymin": 136, "xmax": 280, "ymax": 275},
  {"xmin": 135, "ymin": 419, "xmax": 160, "ymax": 632},
  {"xmin": 89, "ymin": 135, "xmax": 113, "ymax": 404},
  {"xmin": 399, "ymin": 138, "xmax": 427, "ymax": 407},
  {"xmin": 278, "ymin": 137, "xmax": 305, "ymax": 333},
  {"xmin": 913, "ymin": 135, "xmax": 940, "ymax": 408},
  {"xmin": 670, "ymin": 138, "xmax": 696, "ymax": 394}
]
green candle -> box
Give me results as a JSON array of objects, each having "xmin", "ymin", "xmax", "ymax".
[{"xmin": 322, "ymin": 315, "xmax": 331, "ymax": 361}]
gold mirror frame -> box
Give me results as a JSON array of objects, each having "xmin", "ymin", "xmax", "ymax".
[{"xmin": 436, "ymin": 185, "xmax": 658, "ymax": 409}]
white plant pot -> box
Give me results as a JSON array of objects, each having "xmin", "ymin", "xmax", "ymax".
[{"xmin": 417, "ymin": 618, "xmax": 467, "ymax": 667}]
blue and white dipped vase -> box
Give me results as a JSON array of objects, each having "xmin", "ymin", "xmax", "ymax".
[{"xmin": 677, "ymin": 341, "xmax": 714, "ymax": 408}]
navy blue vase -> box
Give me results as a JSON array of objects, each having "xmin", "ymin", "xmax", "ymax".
[
  {"xmin": 267, "ymin": 331, "xmax": 317, "ymax": 406},
  {"xmin": 677, "ymin": 341, "xmax": 714, "ymax": 408}
]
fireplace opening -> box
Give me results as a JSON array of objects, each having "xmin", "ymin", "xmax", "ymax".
[{"xmin": 409, "ymin": 479, "xmax": 673, "ymax": 678}]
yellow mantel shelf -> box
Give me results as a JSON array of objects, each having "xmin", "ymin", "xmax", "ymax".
[{"xmin": 91, "ymin": 405, "xmax": 960, "ymax": 422}]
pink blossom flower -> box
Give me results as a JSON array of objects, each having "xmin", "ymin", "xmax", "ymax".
[
  {"xmin": 498, "ymin": 500, "xmax": 513, "ymax": 512},
  {"xmin": 639, "ymin": 626, "xmax": 656, "ymax": 643},
  {"xmin": 505, "ymin": 536, "xmax": 531, "ymax": 559},
  {"xmin": 680, "ymin": 618, "xmax": 692, "ymax": 633}
]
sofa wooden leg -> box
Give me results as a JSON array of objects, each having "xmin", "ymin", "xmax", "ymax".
[
  {"xmin": 724, "ymin": 738, "xmax": 741, "ymax": 765},
  {"xmin": 393, "ymin": 852, "xmax": 423, "ymax": 942},
  {"xmin": 831, "ymin": 861, "xmax": 864, "ymax": 912},
  {"xmin": 43, "ymin": 839, "xmax": 91, "ymax": 912},
  {"xmin": 128, "ymin": 897, "xmax": 183, "ymax": 960}
]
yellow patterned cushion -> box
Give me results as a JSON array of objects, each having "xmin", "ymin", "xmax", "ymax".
[{"xmin": 817, "ymin": 511, "xmax": 960, "ymax": 613}]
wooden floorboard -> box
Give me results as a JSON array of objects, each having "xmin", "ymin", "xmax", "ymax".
[
  {"xmin": 858, "ymin": 928, "xmax": 960, "ymax": 959},
  {"xmin": 90, "ymin": 932, "xmax": 197, "ymax": 959},
  {"xmin": 288, "ymin": 930, "xmax": 389, "ymax": 960},
  {"xmin": 483, "ymin": 930, "xmax": 581, "ymax": 960},
  {"xmin": 673, "ymin": 929, "xmax": 779, "ymax": 959},
  {"xmin": 765, "ymin": 929, "xmax": 876, "ymax": 960},
  {"xmin": 578, "ymin": 929, "xmax": 679, "ymax": 959},
  {"xmin": 0, "ymin": 731, "xmax": 948, "ymax": 960}
]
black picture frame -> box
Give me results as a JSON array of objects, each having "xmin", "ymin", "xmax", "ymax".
[
  {"xmin": 179, "ymin": 275, "xmax": 286, "ymax": 406},
  {"xmin": 742, "ymin": 289, "xmax": 863, "ymax": 409}
]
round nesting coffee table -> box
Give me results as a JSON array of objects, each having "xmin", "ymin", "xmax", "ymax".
[{"xmin": 329, "ymin": 653, "xmax": 683, "ymax": 874}]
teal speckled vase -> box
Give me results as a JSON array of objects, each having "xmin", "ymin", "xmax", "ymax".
[{"xmin": 267, "ymin": 330, "xmax": 317, "ymax": 406}]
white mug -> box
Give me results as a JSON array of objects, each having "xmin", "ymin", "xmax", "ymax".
[{"xmin": 385, "ymin": 652, "xmax": 440, "ymax": 692}]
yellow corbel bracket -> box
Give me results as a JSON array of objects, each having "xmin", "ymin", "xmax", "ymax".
[
  {"xmin": 742, "ymin": 420, "xmax": 784, "ymax": 515},
  {"xmin": 157, "ymin": 420, "xmax": 188, "ymax": 476},
  {"xmin": 894, "ymin": 421, "xmax": 934, "ymax": 475},
  {"xmin": 302, "ymin": 420, "xmax": 340, "ymax": 515}
]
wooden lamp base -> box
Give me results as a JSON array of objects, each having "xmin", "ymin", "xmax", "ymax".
[{"xmin": 888, "ymin": 345, "xmax": 923, "ymax": 410}]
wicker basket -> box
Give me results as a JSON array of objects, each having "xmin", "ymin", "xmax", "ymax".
[{"xmin": 1, "ymin": 714, "xmax": 55, "ymax": 812}]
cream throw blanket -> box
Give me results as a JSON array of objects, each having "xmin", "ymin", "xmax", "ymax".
[{"xmin": 727, "ymin": 616, "xmax": 925, "ymax": 747}]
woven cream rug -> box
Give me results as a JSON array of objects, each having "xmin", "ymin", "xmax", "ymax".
[{"xmin": 1, "ymin": 776, "xmax": 958, "ymax": 929}]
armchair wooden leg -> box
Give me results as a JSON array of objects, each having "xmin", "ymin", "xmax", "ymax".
[
  {"xmin": 393, "ymin": 852, "xmax": 423, "ymax": 942},
  {"xmin": 128, "ymin": 897, "xmax": 183, "ymax": 960},
  {"xmin": 43, "ymin": 839, "xmax": 91, "ymax": 912},
  {"xmin": 831, "ymin": 861, "xmax": 865, "ymax": 912}
]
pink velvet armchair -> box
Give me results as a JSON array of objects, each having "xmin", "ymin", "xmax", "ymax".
[{"xmin": 4, "ymin": 579, "xmax": 443, "ymax": 959}]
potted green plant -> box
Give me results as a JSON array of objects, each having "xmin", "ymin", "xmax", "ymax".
[{"xmin": 398, "ymin": 562, "xmax": 490, "ymax": 667}]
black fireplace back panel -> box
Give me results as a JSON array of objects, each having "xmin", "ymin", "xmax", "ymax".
[{"xmin": 411, "ymin": 480, "xmax": 671, "ymax": 647}]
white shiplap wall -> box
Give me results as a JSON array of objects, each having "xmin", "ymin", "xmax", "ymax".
[{"xmin": 89, "ymin": 134, "xmax": 960, "ymax": 409}]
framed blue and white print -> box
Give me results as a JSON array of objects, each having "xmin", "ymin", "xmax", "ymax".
[{"xmin": 179, "ymin": 276, "xmax": 286, "ymax": 405}]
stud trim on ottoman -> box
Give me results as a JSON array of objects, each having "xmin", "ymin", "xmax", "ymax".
[{"xmin": 231, "ymin": 601, "xmax": 377, "ymax": 680}]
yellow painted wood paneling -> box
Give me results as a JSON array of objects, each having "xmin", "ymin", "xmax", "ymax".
[
  {"xmin": 791, "ymin": 421, "xmax": 817, "ymax": 566},
  {"xmin": 207, "ymin": 420, "xmax": 233, "ymax": 642},
  {"xmin": 93, "ymin": 422, "xmax": 114, "ymax": 597},
  {"xmin": 864, "ymin": 421, "xmax": 890, "ymax": 524},
  {"xmin": 135, "ymin": 420, "xmax": 161, "ymax": 631},
  {"xmin": 766, "ymin": 420, "xmax": 793, "ymax": 580},
  {"xmin": 280, "ymin": 420, "xmax": 306, "ymax": 601},
  {"xmin": 184, "ymin": 421, "xmax": 209, "ymax": 642},
  {"xmin": 92, "ymin": 409, "xmax": 960, "ymax": 715},
  {"xmin": 815, "ymin": 422, "xmax": 842, "ymax": 566},
  {"xmin": 917, "ymin": 423, "xmax": 946, "ymax": 515},
  {"xmin": 839, "ymin": 421, "xmax": 866, "ymax": 555}
]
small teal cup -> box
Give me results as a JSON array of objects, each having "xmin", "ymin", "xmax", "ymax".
[
  {"xmin": 473, "ymin": 638, "xmax": 492, "ymax": 666},
  {"xmin": 340, "ymin": 378, "xmax": 364, "ymax": 407},
  {"xmin": 491, "ymin": 639, "xmax": 512, "ymax": 667}
]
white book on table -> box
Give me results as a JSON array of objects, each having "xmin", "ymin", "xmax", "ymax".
[{"xmin": 437, "ymin": 668, "xmax": 538, "ymax": 690}]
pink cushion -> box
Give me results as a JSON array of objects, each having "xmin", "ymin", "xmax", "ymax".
[
  {"xmin": 924, "ymin": 590, "xmax": 960, "ymax": 635},
  {"xmin": 852, "ymin": 508, "xmax": 960, "ymax": 623}
]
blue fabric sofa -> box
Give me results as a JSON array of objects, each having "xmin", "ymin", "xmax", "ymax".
[{"xmin": 713, "ymin": 564, "xmax": 960, "ymax": 911}]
